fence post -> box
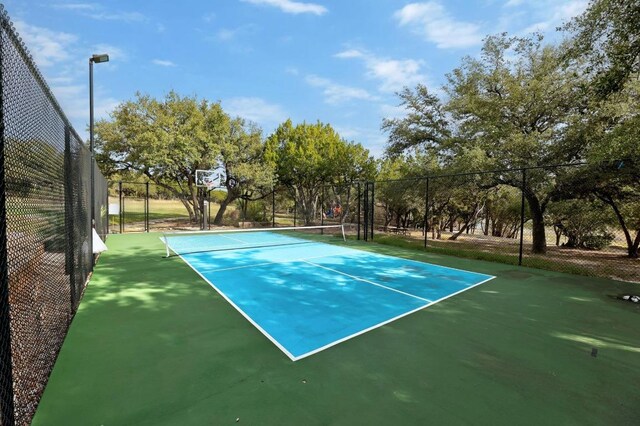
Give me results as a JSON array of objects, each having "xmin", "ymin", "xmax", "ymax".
[
  {"xmin": 272, "ymin": 188, "xmax": 276, "ymax": 228},
  {"xmin": 357, "ymin": 182, "xmax": 361, "ymax": 240},
  {"xmin": 293, "ymin": 196, "xmax": 297, "ymax": 227},
  {"xmin": 424, "ymin": 178, "xmax": 429, "ymax": 248},
  {"xmin": 519, "ymin": 169, "xmax": 526, "ymax": 266},
  {"xmin": 363, "ymin": 183, "xmax": 369, "ymax": 241},
  {"xmin": 105, "ymin": 187, "xmax": 109, "ymax": 235},
  {"xmin": 200, "ymin": 188, "xmax": 206, "ymax": 230},
  {"xmin": 321, "ymin": 184, "xmax": 325, "ymax": 235},
  {"xmin": 242, "ymin": 199, "xmax": 246, "ymax": 228},
  {"xmin": 145, "ymin": 182, "xmax": 149, "ymax": 232},
  {"xmin": 370, "ymin": 181, "xmax": 375, "ymax": 241},
  {"xmin": 0, "ymin": 39, "xmax": 16, "ymax": 422},
  {"xmin": 118, "ymin": 181, "xmax": 123, "ymax": 233},
  {"xmin": 64, "ymin": 126, "xmax": 77, "ymax": 311}
]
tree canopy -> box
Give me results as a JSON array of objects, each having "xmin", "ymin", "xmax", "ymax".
[
  {"xmin": 95, "ymin": 91, "xmax": 273, "ymax": 224},
  {"xmin": 266, "ymin": 120, "xmax": 375, "ymax": 225},
  {"xmin": 564, "ymin": 0, "xmax": 640, "ymax": 97}
]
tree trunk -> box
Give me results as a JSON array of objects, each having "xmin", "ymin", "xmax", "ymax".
[
  {"xmin": 179, "ymin": 198, "xmax": 195, "ymax": 222},
  {"xmin": 601, "ymin": 194, "xmax": 640, "ymax": 258},
  {"xmin": 449, "ymin": 222, "xmax": 469, "ymax": 240},
  {"xmin": 554, "ymin": 226, "xmax": 562, "ymax": 246},
  {"xmin": 631, "ymin": 232, "xmax": 640, "ymax": 258},
  {"xmin": 483, "ymin": 204, "xmax": 490, "ymax": 236},
  {"xmin": 149, "ymin": 179, "xmax": 197, "ymax": 223},
  {"xmin": 213, "ymin": 197, "xmax": 232, "ymax": 225},
  {"xmin": 525, "ymin": 192, "xmax": 547, "ymax": 254}
]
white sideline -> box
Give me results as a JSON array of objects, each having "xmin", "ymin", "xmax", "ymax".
[{"xmin": 302, "ymin": 260, "xmax": 432, "ymax": 302}]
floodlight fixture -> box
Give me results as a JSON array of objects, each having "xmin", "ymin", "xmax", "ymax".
[{"xmin": 90, "ymin": 53, "xmax": 110, "ymax": 63}]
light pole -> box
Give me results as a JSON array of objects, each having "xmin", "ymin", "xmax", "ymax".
[{"xmin": 89, "ymin": 53, "xmax": 108, "ymax": 261}]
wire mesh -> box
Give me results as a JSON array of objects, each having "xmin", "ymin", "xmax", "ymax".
[
  {"xmin": 0, "ymin": 6, "xmax": 108, "ymax": 425},
  {"xmin": 368, "ymin": 164, "xmax": 639, "ymax": 283}
]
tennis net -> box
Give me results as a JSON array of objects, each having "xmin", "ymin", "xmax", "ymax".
[{"xmin": 163, "ymin": 224, "xmax": 348, "ymax": 257}]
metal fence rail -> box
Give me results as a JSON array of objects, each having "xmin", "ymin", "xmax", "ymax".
[
  {"xmin": 0, "ymin": 6, "xmax": 108, "ymax": 425},
  {"xmin": 364, "ymin": 163, "xmax": 639, "ymax": 283}
]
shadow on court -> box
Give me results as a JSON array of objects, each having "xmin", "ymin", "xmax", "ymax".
[{"xmin": 32, "ymin": 232, "xmax": 640, "ymax": 425}]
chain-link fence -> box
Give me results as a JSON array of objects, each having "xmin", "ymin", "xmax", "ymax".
[
  {"xmin": 0, "ymin": 6, "xmax": 108, "ymax": 425},
  {"xmin": 106, "ymin": 182, "xmax": 367, "ymax": 238},
  {"xmin": 364, "ymin": 163, "xmax": 639, "ymax": 283}
]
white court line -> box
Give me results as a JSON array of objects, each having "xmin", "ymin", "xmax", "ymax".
[
  {"xmin": 160, "ymin": 236, "xmax": 316, "ymax": 257},
  {"xmin": 196, "ymin": 249, "xmax": 361, "ymax": 273},
  {"xmin": 161, "ymin": 235, "xmax": 498, "ymax": 361},
  {"xmin": 302, "ymin": 260, "xmax": 431, "ymax": 303},
  {"xmin": 175, "ymin": 252, "xmax": 298, "ymax": 361},
  {"xmin": 293, "ymin": 275, "xmax": 496, "ymax": 361},
  {"xmin": 218, "ymin": 234, "xmax": 252, "ymax": 245},
  {"xmin": 359, "ymin": 248, "xmax": 495, "ymax": 279},
  {"xmin": 162, "ymin": 233, "xmax": 495, "ymax": 280}
]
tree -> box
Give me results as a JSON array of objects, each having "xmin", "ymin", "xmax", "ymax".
[
  {"xmin": 547, "ymin": 199, "xmax": 616, "ymax": 250},
  {"xmin": 266, "ymin": 120, "xmax": 374, "ymax": 225},
  {"xmin": 383, "ymin": 34, "xmax": 587, "ymax": 253},
  {"xmin": 95, "ymin": 92, "xmax": 219, "ymax": 223},
  {"xmin": 328, "ymin": 142, "xmax": 376, "ymax": 223},
  {"xmin": 564, "ymin": 0, "xmax": 640, "ymax": 97},
  {"xmin": 212, "ymin": 117, "xmax": 274, "ymax": 225},
  {"xmin": 95, "ymin": 91, "xmax": 273, "ymax": 225},
  {"xmin": 376, "ymin": 156, "xmax": 424, "ymax": 229},
  {"xmin": 483, "ymin": 187, "xmax": 522, "ymax": 239},
  {"xmin": 446, "ymin": 35, "xmax": 590, "ymax": 253},
  {"xmin": 382, "ymin": 85, "xmax": 450, "ymax": 156},
  {"xmin": 554, "ymin": 75, "xmax": 640, "ymax": 258}
]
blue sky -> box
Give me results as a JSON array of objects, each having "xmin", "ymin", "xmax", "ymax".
[{"xmin": 5, "ymin": 0, "xmax": 587, "ymax": 156}]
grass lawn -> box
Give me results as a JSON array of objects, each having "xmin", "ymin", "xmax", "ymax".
[
  {"xmin": 110, "ymin": 197, "xmax": 239, "ymax": 229},
  {"xmin": 33, "ymin": 232, "xmax": 640, "ymax": 425}
]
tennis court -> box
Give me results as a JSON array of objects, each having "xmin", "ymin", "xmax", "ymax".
[
  {"xmin": 32, "ymin": 232, "xmax": 640, "ymax": 425},
  {"xmin": 163, "ymin": 226, "xmax": 495, "ymax": 360}
]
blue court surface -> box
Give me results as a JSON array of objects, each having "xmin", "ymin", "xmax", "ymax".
[{"xmin": 164, "ymin": 231, "xmax": 495, "ymax": 360}]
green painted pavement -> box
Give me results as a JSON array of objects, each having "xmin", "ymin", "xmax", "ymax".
[{"xmin": 33, "ymin": 232, "xmax": 640, "ymax": 425}]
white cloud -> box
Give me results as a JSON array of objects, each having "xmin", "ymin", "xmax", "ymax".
[
  {"xmin": 241, "ymin": 0, "xmax": 327, "ymax": 16},
  {"xmin": 394, "ymin": 2, "xmax": 482, "ymax": 49},
  {"xmin": 13, "ymin": 20, "xmax": 77, "ymax": 67},
  {"xmin": 305, "ymin": 75, "xmax": 378, "ymax": 105},
  {"xmin": 52, "ymin": 3, "xmax": 147, "ymax": 22},
  {"xmin": 552, "ymin": 1, "xmax": 588, "ymax": 23},
  {"xmin": 379, "ymin": 103, "xmax": 408, "ymax": 120},
  {"xmin": 87, "ymin": 11, "xmax": 147, "ymax": 22},
  {"xmin": 333, "ymin": 126, "xmax": 360, "ymax": 140},
  {"xmin": 333, "ymin": 126, "xmax": 386, "ymax": 156},
  {"xmin": 12, "ymin": 19, "xmax": 121, "ymax": 140},
  {"xmin": 152, "ymin": 59, "xmax": 176, "ymax": 67},
  {"xmin": 217, "ymin": 28, "xmax": 238, "ymax": 41},
  {"xmin": 203, "ymin": 13, "xmax": 216, "ymax": 23},
  {"xmin": 504, "ymin": 0, "xmax": 525, "ymax": 7},
  {"xmin": 93, "ymin": 43, "xmax": 127, "ymax": 63},
  {"xmin": 224, "ymin": 97, "xmax": 288, "ymax": 128},
  {"xmin": 334, "ymin": 49, "xmax": 365, "ymax": 59},
  {"xmin": 285, "ymin": 67, "xmax": 299, "ymax": 75},
  {"xmin": 50, "ymin": 84, "xmax": 119, "ymax": 122},
  {"xmin": 334, "ymin": 49, "xmax": 427, "ymax": 93},
  {"xmin": 214, "ymin": 24, "xmax": 258, "ymax": 42},
  {"xmin": 518, "ymin": 0, "xmax": 588, "ymax": 34},
  {"xmin": 52, "ymin": 3, "xmax": 98, "ymax": 11}
]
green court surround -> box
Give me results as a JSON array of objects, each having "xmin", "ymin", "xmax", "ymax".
[{"xmin": 33, "ymin": 233, "xmax": 640, "ymax": 425}]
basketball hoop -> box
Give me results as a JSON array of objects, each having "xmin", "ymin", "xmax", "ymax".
[{"xmin": 196, "ymin": 169, "xmax": 223, "ymax": 190}]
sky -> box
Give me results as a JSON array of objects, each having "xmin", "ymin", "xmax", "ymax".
[{"xmin": 4, "ymin": 0, "xmax": 588, "ymax": 156}]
